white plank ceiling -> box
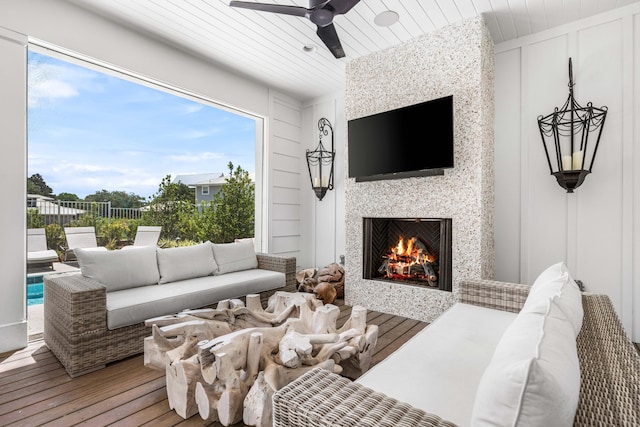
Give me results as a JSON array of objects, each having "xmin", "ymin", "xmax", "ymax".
[{"xmin": 65, "ymin": 0, "xmax": 639, "ymax": 101}]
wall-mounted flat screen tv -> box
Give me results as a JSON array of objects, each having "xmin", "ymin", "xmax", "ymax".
[{"xmin": 348, "ymin": 95, "xmax": 454, "ymax": 182}]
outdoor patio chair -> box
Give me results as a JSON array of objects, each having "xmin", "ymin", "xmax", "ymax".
[
  {"xmin": 132, "ymin": 225, "xmax": 162, "ymax": 247},
  {"xmin": 63, "ymin": 226, "xmax": 107, "ymax": 261},
  {"xmin": 27, "ymin": 228, "xmax": 59, "ymax": 269}
]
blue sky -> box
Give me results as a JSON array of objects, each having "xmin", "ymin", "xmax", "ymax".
[{"xmin": 27, "ymin": 50, "xmax": 256, "ymax": 200}]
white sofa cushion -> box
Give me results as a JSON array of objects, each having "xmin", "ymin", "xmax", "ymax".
[
  {"xmin": 211, "ymin": 240, "xmax": 258, "ymax": 275},
  {"xmin": 106, "ymin": 268, "xmax": 285, "ymax": 329},
  {"xmin": 470, "ymin": 296, "xmax": 581, "ymax": 427},
  {"xmin": 356, "ymin": 303, "xmax": 517, "ymax": 426},
  {"xmin": 521, "ymin": 262, "xmax": 583, "ymax": 336},
  {"xmin": 75, "ymin": 246, "xmax": 159, "ymax": 292},
  {"xmin": 157, "ymin": 242, "xmax": 218, "ymax": 284}
]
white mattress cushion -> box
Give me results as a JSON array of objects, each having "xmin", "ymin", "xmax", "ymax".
[
  {"xmin": 75, "ymin": 246, "xmax": 159, "ymax": 292},
  {"xmin": 521, "ymin": 262, "xmax": 583, "ymax": 337},
  {"xmin": 27, "ymin": 249, "xmax": 59, "ymax": 263},
  {"xmin": 470, "ymin": 296, "xmax": 581, "ymax": 427},
  {"xmin": 106, "ymin": 268, "xmax": 285, "ymax": 329},
  {"xmin": 211, "ymin": 240, "xmax": 258, "ymax": 275},
  {"xmin": 157, "ymin": 242, "xmax": 218, "ymax": 284},
  {"xmin": 356, "ymin": 303, "xmax": 517, "ymax": 426}
]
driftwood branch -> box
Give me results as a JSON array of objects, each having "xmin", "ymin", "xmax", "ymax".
[{"xmin": 144, "ymin": 291, "xmax": 378, "ymax": 426}]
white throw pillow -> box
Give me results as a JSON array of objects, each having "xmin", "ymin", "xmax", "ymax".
[
  {"xmin": 156, "ymin": 242, "xmax": 218, "ymax": 284},
  {"xmin": 76, "ymin": 246, "xmax": 159, "ymax": 292},
  {"xmin": 470, "ymin": 296, "xmax": 581, "ymax": 427},
  {"xmin": 521, "ymin": 262, "xmax": 583, "ymax": 337},
  {"xmin": 211, "ymin": 240, "xmax": 258, "ymax": 275}
]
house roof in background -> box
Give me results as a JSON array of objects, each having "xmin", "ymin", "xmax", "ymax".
[
  {"xmin": 173, "ymin": 173, "xmax": 224, "ymax": 187},
  {"xmin": 65, "ymin": 0, "xmax": 640, "ymax": 101}
]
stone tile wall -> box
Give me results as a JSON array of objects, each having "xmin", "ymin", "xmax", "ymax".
[{"xmin": 344, "ymin": 16, "xmax": 495, "ymax": 322}]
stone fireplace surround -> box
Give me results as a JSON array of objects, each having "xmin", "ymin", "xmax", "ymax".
[{"xmin": 344, "ymin": 16, "xmax": 495, "ymax": 323}]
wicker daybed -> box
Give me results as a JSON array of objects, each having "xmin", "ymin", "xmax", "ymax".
[
  {"xmin": 273, "ymin": 278, "xmax": 640, "ymax": 427},
  {"xmin": 44, "ymin": 250, "xmax": 296, "ymax": 377}
]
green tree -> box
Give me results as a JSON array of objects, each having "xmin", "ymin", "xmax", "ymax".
[
  {"xmin": 56, "ymin": 192, "xmax": 80, "ymax": 201},
  {"xmin": 27, "ymin": 173, "xmax": 53, "ymax": 196},
  {"xmin": 142, "ymin": 175, "xmax": 197, "ymax": 240},
  {"xmin": 148, "ymin": 175, "xmax": 194, "ymax": 204},
  {"xmin": 208, "ymin": 162, "xmax": 254, "ymax": 243},
  {"xmin": 85, "ymin": 189, "xmax": 145, "ymax": 208}
]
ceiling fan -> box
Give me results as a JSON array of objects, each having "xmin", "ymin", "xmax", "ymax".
[{"xmin": 229, "ymin": 0, "xmax": 361, "ymax": 58}]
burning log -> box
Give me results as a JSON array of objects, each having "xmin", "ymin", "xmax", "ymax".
[{"xmin": 377, "ymin": 236, "xmax": 439, "ymax": 286}]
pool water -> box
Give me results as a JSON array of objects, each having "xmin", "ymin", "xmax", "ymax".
[{"xmin": 27, "ymin": 276, "xmax": 44, "ymax": 306}]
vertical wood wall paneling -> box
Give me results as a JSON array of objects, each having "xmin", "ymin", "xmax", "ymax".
[
  {"xmin": 334, "ymin": 97, "xmax": 346, "ymax": 268},
  {"xmin": 494, "ymin": 4, "xmax": 640, "ymax": 340},
  {"xmin": 268, "ymin": 92, "xmax": 302, "ymax": 262},
  {"xmin": 302, "ymin": 100, "xmax": 337, "ymax": 269},
  {"xmin": 524, "ymin": 35, "xmax": 571, "ymax": 283},
  {"xmin": 575, "ymin": 19, "xmax": 624, "ymax": 309},
  {"xmin": 630, "ymin": 13, "xmax": 639, "ymax": 340},
  {"xmin": 494, "ymin": 48, "xmax": 522, "ymax": 282}
]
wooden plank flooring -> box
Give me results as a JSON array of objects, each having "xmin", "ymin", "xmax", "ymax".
[{"xmin": 0, "ymin": 299, "xmax": 427, "ymax": 427}]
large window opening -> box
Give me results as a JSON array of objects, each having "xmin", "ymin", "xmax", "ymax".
[{"xmin": 26, "ymin": 45, "xmax": 263, "ymax": 340}]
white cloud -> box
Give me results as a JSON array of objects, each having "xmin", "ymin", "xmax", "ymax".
[
  {"xmin": 181, "ymin": 127, "xmax": 222, "ymax": 139},
  {"xmin": 169, "ymin": 152, "xmax": 224, "ymax": 162},
  {"xmin": 28, "ymin": 61, "xmax": 102, "ymax": 107},
  {"xmin": 28, "ymin": 79, "xmax": 78, "ymax": 107},
  {"xmin": 182, "ymin": 104, "xmax": 203, "ymax": 114},
  {"xmin": 51, "ymin": 162, "xmax": 112, "ymax": 173}
]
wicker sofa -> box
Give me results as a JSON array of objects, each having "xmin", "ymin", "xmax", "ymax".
[
  {"xmin": 273, "ymin": 273, "xmax": 640, "ymax": 426},
  {"xmin": 44, "ymin": 240, "xmax": 296, "ymax": 377}
]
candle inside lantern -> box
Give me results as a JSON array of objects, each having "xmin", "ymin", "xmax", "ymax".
[
  {"xmin": 561, "ymin": 155, "xmax": 572, "ymax": 171},
  {"xmin": 321, "ymin": 176, "xmax": 328, "ymax": 187},
  {"xmin": 313, "ymin": 177, "xmax": 320, "ymax": 187},
  {"xmin": 572, "ymin": 150, "xmax": 584, "ymax": 170}
]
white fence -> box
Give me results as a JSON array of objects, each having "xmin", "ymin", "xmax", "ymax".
[{"xmin": 28, "ymin": 199, "xmax": 142, "ymax": 226}]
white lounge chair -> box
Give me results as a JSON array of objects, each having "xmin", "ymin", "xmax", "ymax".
[
  {"xmin": 27, "ymin": 228, "xmax": 59, "ymax": 269},
  {"xmin": 63, "ymin": 226, "xmax": 107, "ymax": 261},
  {"xmin": 132, "ymin": 226, "xmax": 162, "ymax": 247},
  {"xmin": 122, "ymin": 226, "xmax": 162, "ymax": 250}
]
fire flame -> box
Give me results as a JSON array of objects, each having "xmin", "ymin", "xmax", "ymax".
[
  {"xmin": 384, "ymin": 236, "xmax": 436, "ymax": 283},
  {"xmin": 388, "ymin": 236, "xmax": 434, "ymax": 265}
]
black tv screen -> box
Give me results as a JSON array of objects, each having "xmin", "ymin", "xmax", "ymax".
[{"xmin": 348, "ymin": 95, "xmax": 454, "ymax": 181}]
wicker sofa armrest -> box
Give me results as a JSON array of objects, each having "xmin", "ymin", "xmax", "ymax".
[
  {"xmin": 273, "ymin": 368, "xmax": 458, "ymax": 427},
  {"xmin": 44, "ymin": 273, "xmax": 108, "ymax": 336},
  {"xmin": 459, "ymin": 278, "xmax": 531, "ymax": 313},
  {"xmin": 257, "ymin": 253, "xmax": 297, "ymax": 290},
  {"xmin": 574, "ymin": 294, "xmax": 640, "ymax": 426}
]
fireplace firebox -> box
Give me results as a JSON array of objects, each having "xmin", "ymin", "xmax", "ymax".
[{"xmin": 362, "ymin": 218, "xmax": 452, "ymax": 292}]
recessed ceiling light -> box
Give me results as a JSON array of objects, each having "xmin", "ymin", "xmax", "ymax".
[
  {"xmin": 302, "ymin": 44, "xmax": 317, "ymax": 53},
  {"xmin": 374, "ymin": 10, "xmax": 399, "ymax": 27}
]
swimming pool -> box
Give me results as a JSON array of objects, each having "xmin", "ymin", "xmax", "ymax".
[{"xmin": 27, "ymin": 275, "xmax": 44, "ymax": 306}]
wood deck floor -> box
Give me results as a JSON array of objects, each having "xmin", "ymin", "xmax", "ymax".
[{"xmin": 0, "ymin": 299, "xmax": 427, "ymax": 427}]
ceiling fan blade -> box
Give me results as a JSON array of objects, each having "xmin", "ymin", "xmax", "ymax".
[
  {"xmin": 316, "ymin": 23, "xmax": 345, "ymax": 58},
  {"xmin": 229, "ymin": 1, "xmax": 308, "ymax": 18},
  {"xmin": 326, "ymin": 0, "xmax": 360, "ymax": 15}
]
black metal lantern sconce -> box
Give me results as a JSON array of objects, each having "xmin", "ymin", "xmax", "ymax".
[
  {"xmin": 537, "ymin": 58, "xmax": 608, "ymax": 193},
  {"xmin": 306, "ymin": 118, "xmax": 335, "ymax": 201}
]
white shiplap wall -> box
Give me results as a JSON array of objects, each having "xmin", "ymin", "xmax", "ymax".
[
  {"xmin": 268, "ymin": 92, "xmax": 303, "ymax": 262},
  {"xmin": 300, "ymin": 96, "xmax": 346, "ymax": 270},
  {"xmin": 494, "ymin": 4, "xmax": 640, "ymax": 341}
]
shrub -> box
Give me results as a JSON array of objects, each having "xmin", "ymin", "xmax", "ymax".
[
  {"xmin": 27, "ymin": 209, "xmax": 44, "ymax": 229},
  {"xmin": 45, "ymin": 223, "xmax": 65, "ymax": 258}
]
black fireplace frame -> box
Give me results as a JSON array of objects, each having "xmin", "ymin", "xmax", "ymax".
[{"xmin": 362, "ymin": 217, "xmax": 452, "ymax": 292}]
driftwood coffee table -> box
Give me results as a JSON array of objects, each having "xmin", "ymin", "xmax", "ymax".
[{"xmin": 143, "ymin": 291, "xmax": 379, "ymax": 427}]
